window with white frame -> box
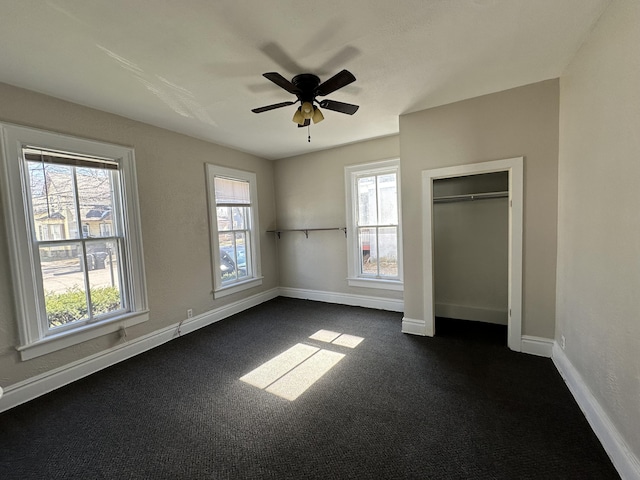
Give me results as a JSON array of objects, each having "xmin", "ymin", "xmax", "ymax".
[
  {"xmin": 0, "ymin": 124, "xmax": 148, "ymax": 360},
  {"xmin": 345, "ymin": 159, "xmax": 403, "ymax": 290},
  {"xmin": 206, "ymin": 164, "xmax": 262, "ymax": 297}
]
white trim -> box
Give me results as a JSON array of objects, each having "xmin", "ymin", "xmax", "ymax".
[
  {"xmin": 402, "ymin": 317, "xmax": 429, "ymax": 336},
  {"xmin": 435, "ymin": 303, "xmax": 507, "ymax": 326},
  {"xmin": 278, "ymin": 287, "xmax": 403, "ymax": 312},
  {"xmin": 17, "ymin": 311, "xmax": 149, "ymax": 361},
  {"xmin": 552, "ymin": 344, "xmax": 640, "ymax": 480},
  {"xmin": 520, "ymin": 335, "xmax": 553, "ymax": 358},
  {"xmin": 0, "ymin": 288, "xmax": 279, "ymax": 413},
  {"xmin": 206, "ymin": 163, "xmax": 262, "ymax": 297},
  {"xmin": 344, "ymin": 158, "xmax": 403, "ymax": 288},
  {"xmin": 213, "ymin": 276, "xmax": 264, "ymax": 298},
  {"xmin": 347, "ymin": 277, "xmax": 403, "ymax": 291},
  {"xmin": 421, "ymin": 157, "xmax": 523, "ymax": 351},
  {"xmin": 0, "ymin": 123, "xmax": 148, "ymax": 357}
]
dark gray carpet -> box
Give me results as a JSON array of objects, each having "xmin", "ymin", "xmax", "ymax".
[{"xmin": 0, "ymin": 297, "xmax": 619, "ymax": 479}]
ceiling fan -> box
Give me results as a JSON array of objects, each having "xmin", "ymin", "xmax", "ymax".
[{"xmin": 251, "ymin": 69, "xmax": 359, "ymax": 127}]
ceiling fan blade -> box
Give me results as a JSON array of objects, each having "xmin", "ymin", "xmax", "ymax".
[
  {"xmin": 251, "ymin": 101, "xmax": 296, "ymax": 113},
  {"xmin": 316, "ymin": 69, "xmax": 356, "ymax": 96},
  {"xmin": 263, "ymin": 72, "xmax": 299, "ymax": 94},
  {"xmin": 318, "ymin": 99, "xmax": 359, "ymax": 115},
  {"xmin": 297, "ymin": 119, "xmax": 311, "ymax": 128}
]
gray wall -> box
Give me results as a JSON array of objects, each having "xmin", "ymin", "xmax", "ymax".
[
  {"xmin": 273, "ymin": 135, "xmax": 401, "ymax": 301},
  {"xmin": 399, "ymin": 79, "xmax": 560, "ymax": 339},
  {"xmin": 557, "ymin": 0, "xmax": 640, "ymax": 460},
  {"xmin": 0, "ymin": 82, "xmax": 277, "ymax": 387}
]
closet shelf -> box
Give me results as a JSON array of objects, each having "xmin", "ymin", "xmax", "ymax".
[
  {"xmin": 267, "ymin": 227, "xmax": 347, "ymax": 239},
  {"xmin": 433, "ymin": 191, "xmax": 508, "ymax": 203}
]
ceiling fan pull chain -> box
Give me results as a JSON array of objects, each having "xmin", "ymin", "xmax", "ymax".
[{"xmin": 308, "ymin": 125, "xmax": 311, "ymax": 143}]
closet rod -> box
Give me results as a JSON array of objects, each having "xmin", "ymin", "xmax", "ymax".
[
  {"xmin": 433, "ymin": 191, "xmax": 508, "ymax": 204},
  {"xmin": 267, "ymin": 227, "xmax": 347, "ymax": 239}
]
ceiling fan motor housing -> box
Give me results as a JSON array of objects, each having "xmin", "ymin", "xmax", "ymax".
[{"xmin": 292, "ymin": 73, "xmax": 321, "ymax": 104}]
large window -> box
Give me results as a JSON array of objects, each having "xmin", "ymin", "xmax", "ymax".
[
  {"xmin": 0, "ymin": 124, "xmax": 148, "ymax": 360},
  {"xmin": 206, "ymin": 164, "xmax": 262, "ymax": 297},
  {"xmin": 345, "ymin": 159, "xmax": 403, "ymax": 290}
]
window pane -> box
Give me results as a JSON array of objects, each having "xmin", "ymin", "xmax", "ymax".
[
  {"xmin": 378, "ymin": 227, "xmax": 398, "ymax": 277},
  {"xmin": 232, "ymin": 206, "xmax": 246, "ymax": 230},
  {"xmin": 214, "ymin": 177, "xmax": 250, "ymax": 204},
  {"xmin": 39, "ymin": 243, "xmax": 88, "ymax": 328},
  {"xmin": 27, "ymin": 161, "xmax": 79, "ymax": 240},
  {"xmin": 86, "ymin": 240, "xmax": 123, "ymax": 317},
  {"xmin": 357, "ymin": 176, "xmax": 376, "ymax": 226},
  {"xmin": 219, "ymin": 232, "xmax": 236, "ymax": 283},
  {"xmin": 358, "ymin": 228, "xmax": 375, "ymax": 275},
  {"xmin": 377, "ymin": 173, "xmax": 397, "ymax": 225},
  {"xmin": 235, "ymin": 232, "xmax": 248, "ymax": 279},
  {"xmin": 217, "ymin": 207, "xmax": 232, "ymax": 231},
  {"xmin": 99, "ymin": 223, "xmax": 112, "ymax": 237},
  {"xmin": 76, "ymin": 167, "xmax": 117, "ymax": 239}
]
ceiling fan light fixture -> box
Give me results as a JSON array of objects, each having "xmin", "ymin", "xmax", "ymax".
[
  {"xmin": 301, "ymin": 101, "xmax": 314, "ymax": 120},
  {"xmin": 292, "ymin": 107, "xmax": 304, "ymax": 125},
  {"xmin": 312, "ymin": 106, "xmax": 324, "ymax": 124}
]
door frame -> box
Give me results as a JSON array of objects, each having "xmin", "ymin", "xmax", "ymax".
[{"xmin": 421, "ymin": 157, "xmax": 523, "ymax": 351}]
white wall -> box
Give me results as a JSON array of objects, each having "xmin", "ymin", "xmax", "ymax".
[
  {"xmin": 557, "ymin": 0, "xmax": 640, "ymax": 463},
  {"xmin": 0, "ymin": 82, "xmax": 277, "ymax": 387},
  {"xmin": 400, "ymin": 79, "xmax": 559, "ymax": 339}
]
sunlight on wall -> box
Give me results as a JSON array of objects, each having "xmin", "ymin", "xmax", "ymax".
[{"xmin": 240, "ymin": 330, "xmax": 364, "ymax": 401}]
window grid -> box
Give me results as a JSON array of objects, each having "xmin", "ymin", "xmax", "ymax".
[
  {"xmin": 207, "ymin": 165, "xmax": 262, "ymax": 297},
  {"xmin": 215, "ymin": 176, "xmax": 252, "ymax": 285},
  {"xmin": 345, "ymin": 159, "xmax": 403, "ymax": 290},
  {"xmin": 24, "ymin": 150, "xmax": 127, "ymax": 334},
  {"xmin": 355, "ymin": 171, "xmax": 399, "ymax": 279}
]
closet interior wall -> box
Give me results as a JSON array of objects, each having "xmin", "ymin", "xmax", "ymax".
[{"xmin": 433, "ymin": 172, "xmax": 509, "ymax": 326}]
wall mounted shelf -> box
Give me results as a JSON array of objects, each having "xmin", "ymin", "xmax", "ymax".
[{"xmin": 267, "ymin": 227, "xmax": 347, "ymax": 239}]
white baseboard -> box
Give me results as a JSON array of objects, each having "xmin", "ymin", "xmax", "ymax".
[
  {"xmin": 278, "ymin": 287, "xmax": 404, "ymax": 312},
  {"xmin": 0, "ymin": 288, "xmax": 279, "ymax": 413},
  {"xmin": 552, "ymin": 344, "xmax": 640, "ymax": 480},
  {"xmin": 435, "ymin": 303, "xmax": 507, "ymax": 325},
  {"xmin": 521, "ymin": 335, "xmax": 553, "ymax": 358},
  {"xmin": 402, "ymin": 317, "xmax": 431, "ymax": 336}
]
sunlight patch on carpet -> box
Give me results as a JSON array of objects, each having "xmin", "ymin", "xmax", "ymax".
[
  {"xmin": 240, "ymin": 343, "xmax": 318, "ymax": 390},
  {"xmin": 309, "ymin": 329, "xmax": 364, "ymax": 349},
  {"xmin": 240, "ymin": 330, "xmax": 364, "ymax": 400},
  {"xmin": 266, "ymin": 349, "xmax": 344, "ymax": 401}
]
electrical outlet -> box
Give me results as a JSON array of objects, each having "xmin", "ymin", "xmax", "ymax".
[
  {"xmin": 187, "ymin": 308, "xmax": 193, "ymax": 319},
  {"xmin": 561, "ymin": 335, "xmax": 566, "ymax": 350}
]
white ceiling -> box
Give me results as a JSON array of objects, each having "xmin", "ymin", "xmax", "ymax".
[{"xmin": 0, "ymin": 0, "xmax": 610, "ymax": 160}]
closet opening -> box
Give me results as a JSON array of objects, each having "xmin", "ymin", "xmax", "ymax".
[
  {"xmin": 433, "ymin": 172, "xmax": 509, "ymax": 346},
  {"xmin": 419, "ymin": 157, "xmax": 523, "ymax": 351}
]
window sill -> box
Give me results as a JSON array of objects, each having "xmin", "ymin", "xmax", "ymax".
[
  {"xmin": 16, "ymin": 310, "xmax": 149, "ymax": 361},
  {"xmin": 214, "ymin": 276, "xmax": 263, "ymax": 298},
  {"xmin": 347, "ymin": 277, "xmax": 404, "ymax": 291}
]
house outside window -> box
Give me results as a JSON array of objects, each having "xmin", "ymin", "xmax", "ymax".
[
  {"xmin": 206, "ymin": 164, "xmax": 262, "ymax": 298},
  {"xmin": 345, "ymin": 159, "xmax": 403, "ymax": 291},
  {"xmin": 0, "ymin": 123, "xmax": 148, "ymax": 360}
]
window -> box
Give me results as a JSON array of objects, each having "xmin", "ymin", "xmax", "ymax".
[
  {"xmin": 0, "ymin": 124, "xmax": 148, "ymax": 360},
  {"xmin": 206, "ymin": 164, "xmax": 262, "ymax": 297},
  {"xmin": 345, "ymin": 159, "xmax": 403, "ymax": 290}
]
